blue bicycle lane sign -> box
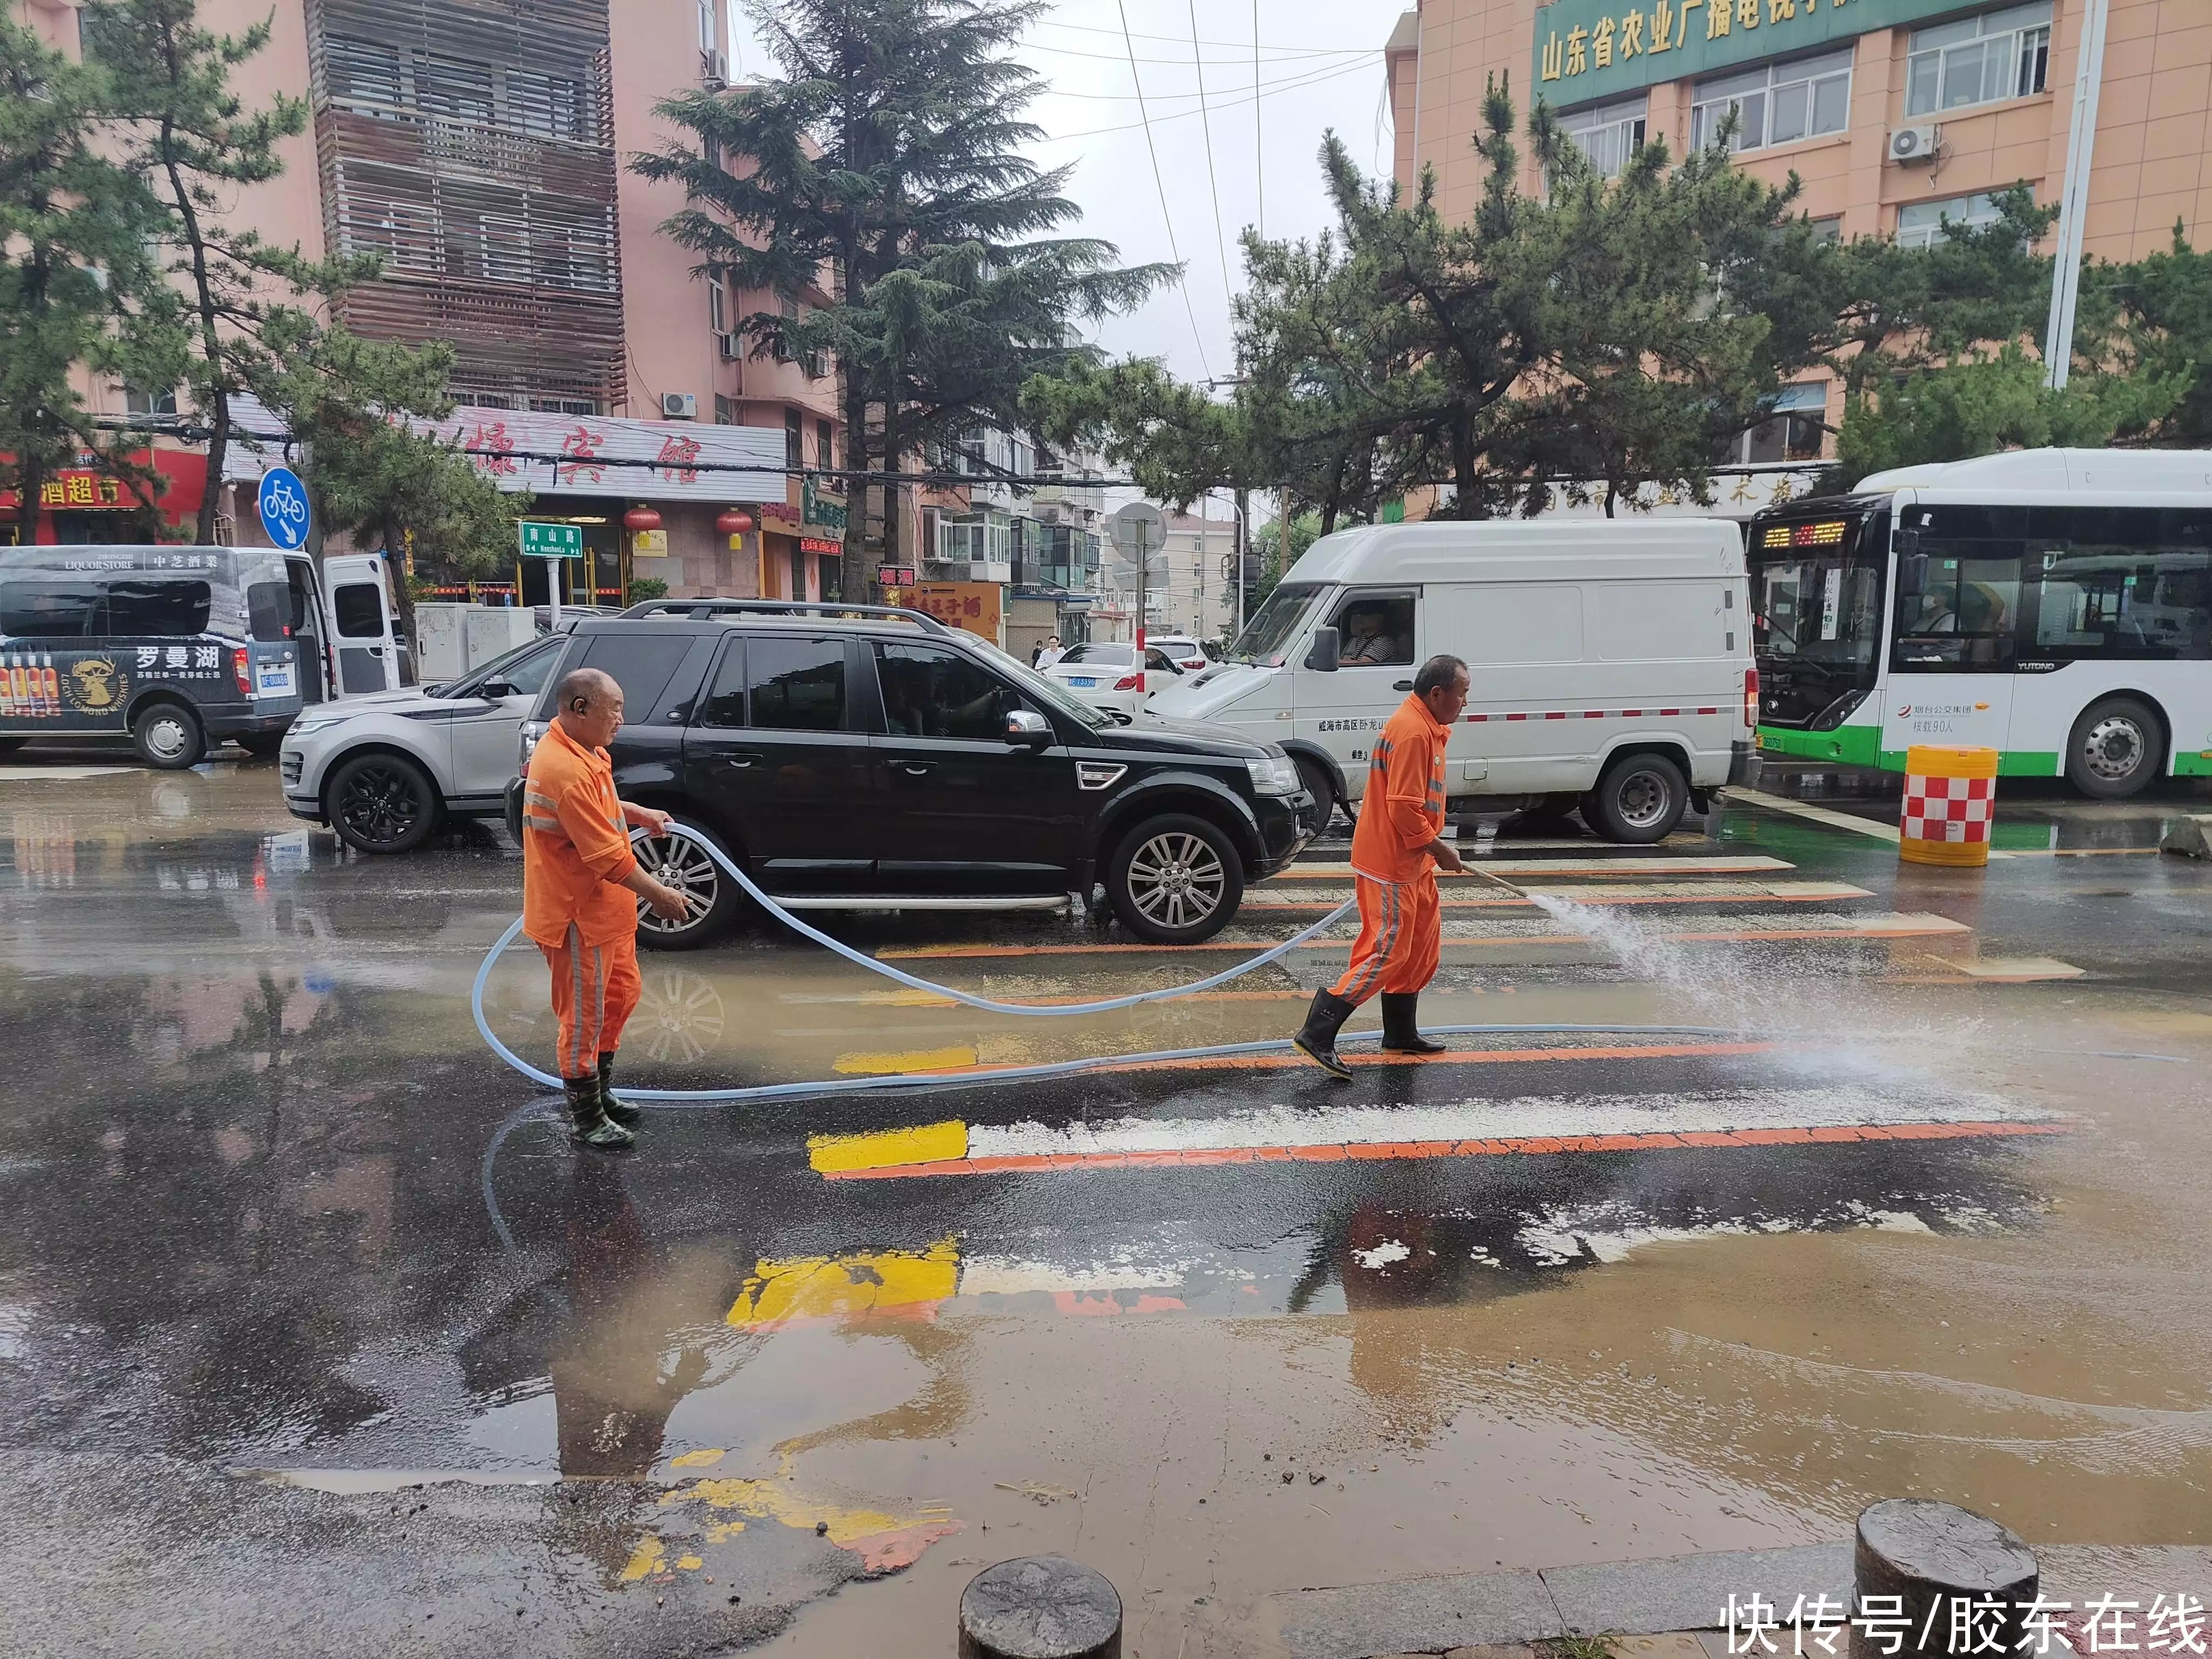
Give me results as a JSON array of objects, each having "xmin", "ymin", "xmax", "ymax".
[{"xmin": 257, "ymin": 466, "xmax": 312, "ymax": 551}]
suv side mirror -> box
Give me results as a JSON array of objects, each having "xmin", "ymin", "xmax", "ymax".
[
  {"xmin": 1303, "ymin": 627, "xmax": 1340, "ymax": 672},
  {"xmin": 481, "ymin": 679, "xmax": 518, "ymax": 699},
  {"xmin": 1004, "ymin": 708, "xmax": 1052, "ymax": 747}
]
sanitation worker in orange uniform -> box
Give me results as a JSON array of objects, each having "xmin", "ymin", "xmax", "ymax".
[
  {"xmin": 1292, "ymin": 653, "xmax": 1470, "ymax": 1078},
  {"xmin": 523, "ymin": 667, "xmax": 693, "ymax": 1150}
]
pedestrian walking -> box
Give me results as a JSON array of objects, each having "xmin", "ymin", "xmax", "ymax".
[
  {"xmin": 522, "ymin": 667, "xmax": 693, "ymax": 1149},
  {"xmin": 1035, "ymin": 633, "xmax": 1066, "ymax": 669},
  {"xmin": 1291, "ymin": 653, "xmax": 1470, "ymax": 1077}
]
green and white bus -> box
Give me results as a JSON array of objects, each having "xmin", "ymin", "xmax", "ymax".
[{"xmin": 1745, "ymin": 448, "xmax": 2212, "ymax": 799}]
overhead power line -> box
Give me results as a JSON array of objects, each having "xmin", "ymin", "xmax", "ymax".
[
  {"xmin": 1034, "ymin": 16, "xmax": 1376, "ymax": 55},
  {"xmin": 1253, "ymin": 0, "xmax": 1264, "ymax": 240},
  {"xmin": 1116, "ymin": 0, "xmax": 1211, "ymax": 381},
  {"xmin": 1189, "ymin": 0, "xmax": 1235, "ymax": 313},
  {"xmin": 1037, "ymin": 53, "xmax": 1380, "ymax": 144},
  {"xmin": 1020, "ymin": 37, "xmax": 1367, "ymax": 67}
]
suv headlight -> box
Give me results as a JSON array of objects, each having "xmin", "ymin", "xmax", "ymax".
[
  {"xmin": 286, "ymin": 713, "xmax": 347, "ymax": 740},
  {"xmin": 520, "ymin": 719, "xmax": 550, "ymax": 769},
  {"xmin": 1246, "ymin": 754, "xmax": 1300, "ymax": 795}
]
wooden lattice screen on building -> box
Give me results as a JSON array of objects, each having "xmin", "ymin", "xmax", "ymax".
[{"xmin": 304, "ymin": 0, "xmax": 626, "ymax": 415}]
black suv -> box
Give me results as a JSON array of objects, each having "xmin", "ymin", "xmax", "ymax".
[{"xmin": 516, "ymin": 601, "xmax": 1320, "ymax": 947}]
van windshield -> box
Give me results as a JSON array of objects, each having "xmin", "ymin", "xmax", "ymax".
[{"xmin": 1228, "ymin": 582, "xmax": 1328, "ymax": 666}]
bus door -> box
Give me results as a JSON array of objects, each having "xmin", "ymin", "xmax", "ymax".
[
  {"xmin": 1879, "ymin": 503, "xmax": 2021, "ymax": 760},
  {"xmin": 324, "ymin": 554, "xmax": 401, "ymax": 696}
]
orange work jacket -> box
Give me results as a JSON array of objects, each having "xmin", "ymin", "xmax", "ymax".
[
  {"xmin": 1348, "ymin": 693, "xmax": 1451, "ymax": 884},
  {"xmin": 521, "ymin": 719, "xmax": 640, "ymax": 948}
]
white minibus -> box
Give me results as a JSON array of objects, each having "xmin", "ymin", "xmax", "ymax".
[
  {"xmin": 1745, "ymin": 448, "xmax": 2212, "ymax": 798},
  {"xmin": 1148, "ymin": 520, "xmax": 1756, "ymax": 843}
]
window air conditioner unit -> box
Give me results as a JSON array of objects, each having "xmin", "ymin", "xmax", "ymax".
[
  {"xmin": 702, "ymin": 48, "xmax": 727, "ymax": 90},
  {"xmin": 1887, "ymin": 125, "xmax": 1940, "ymax": 164},
  {"xmin": 717, "ymin": 332, "xmax": 738, "ymax": 360},
  {"xmin": 661, "ymin": 392, "xmax": 697, "ymax": 419}
]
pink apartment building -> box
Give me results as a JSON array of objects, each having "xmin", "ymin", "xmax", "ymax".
[
  {"xmin": 1386, "ymin": 0, "xmax": 2212, "ymax": 467},
  {"xmin": 15, "ymin": 0, "xmax": 847, "ymax": 602}
]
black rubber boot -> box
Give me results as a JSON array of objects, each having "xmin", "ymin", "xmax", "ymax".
[
  {"xmin": 1380, "ymin": 993, "xmax": 1447, "ymax": 1055},
  {"xmin": 565, "ymin": 1074, "xmax": 635, "ymax": 1151},
  {"xmin": 1291, "ymin": 988, "xmax": 1358, "ymax": 1080},
  {"xmin": 597, "ymin": 1051, "xmax": 641, "ymax": 1128}
]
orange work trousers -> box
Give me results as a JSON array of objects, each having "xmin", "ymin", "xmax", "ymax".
[
  {"xmin": 540, "ymin": 922, "xmax": 642, "ymax": 1081},
  {"xmin": 1329, "ymin": 871, "xmax": 1441, "ymax": 1006}
]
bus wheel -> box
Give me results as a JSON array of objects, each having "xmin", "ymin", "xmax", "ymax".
[
  {"xmin": 1584, "ymin": 752, "xmax": 1688, "ymax": 844},
  {"xmin": 132, "ymin": 702, "xmax": 206, "ymax": 770},
  {"xmin": 2066, "ymin": 696, "xmax": 2163, "ymax": 799}
]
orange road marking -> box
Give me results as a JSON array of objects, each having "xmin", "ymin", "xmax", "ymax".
[{"xmin": 879, "ymin": 922, "xmax": 1963, "ymax": 960}]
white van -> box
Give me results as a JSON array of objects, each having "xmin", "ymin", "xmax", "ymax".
[{"xmin": 1147, "ymin": 519, "xmax": 1757, "ymax": 842}]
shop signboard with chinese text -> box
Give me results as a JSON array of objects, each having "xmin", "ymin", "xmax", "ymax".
[
  {"xmin": 802, "ymin": 479, "xmax": 848, "ymax": 531},
  {"xmin": 216, "ymin": 395, "xmax": 786, "ymax": 505},
  {"xmin": 878, "ymin": 565, "xmax": 917, "ymax": 588},
  {"xmin": 1531, "ymin": 0, "xmax": 1952, "ymax": 107},
  {"xmin": 909, "ymin": 582, "xmax": 1002, "ymax": 644}
]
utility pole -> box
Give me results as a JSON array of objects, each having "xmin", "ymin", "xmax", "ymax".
[{"xmin": 2043, "ymin": 0, "xmax": 2112, "ymax": 389}]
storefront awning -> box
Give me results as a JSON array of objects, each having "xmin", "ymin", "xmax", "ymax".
[{"xmin": 218, "ymin": 395, "xmax": 787, "ymax": 503}]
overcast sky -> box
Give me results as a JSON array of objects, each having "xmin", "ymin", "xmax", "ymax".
[{"xmin": 728, "ymin": 0, "xmax": 1411, "ymax": 385}]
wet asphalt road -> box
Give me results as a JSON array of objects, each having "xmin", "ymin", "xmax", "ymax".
[{"xmin": 6, "ymin": 745, "xmax": 2212, "ymax": 1656}]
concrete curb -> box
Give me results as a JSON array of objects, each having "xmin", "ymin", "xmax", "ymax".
[{"xmin": 1263, "ymin": 1541, "xmax": 2212, "ymax": 1659}]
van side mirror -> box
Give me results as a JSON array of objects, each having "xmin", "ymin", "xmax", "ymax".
[
  {"xmin": 1004, "ymin": 708, "xmax": 1052, "ymax": 747},
  {"xmin": 1303, "ymin": 628, "xmax": 1340, "ymax": 672}
]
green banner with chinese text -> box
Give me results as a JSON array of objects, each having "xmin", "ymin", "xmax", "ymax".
[{"xmin": 1531, "ymin": 0, "xmax": 1953, "ymax": 110}]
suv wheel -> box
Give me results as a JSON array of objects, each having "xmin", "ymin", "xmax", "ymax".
[
  {"xmin": 633, "ymin": 818, "xmax": 744, "ymax": 950},
  {"xmin": 328, "ymin": 752, "xmax": 440, "ymax": 854},
  {"xmin": 2065, "ymin": 695, "xmax": 2162, "ymax": 799},
  {"xmin": 1107, "ymin": 813, "xmax": 1244, "ymax": 944},
  {"xmin": 1582, "ymin": 752, "xmax": 1688, "ymax": 845},
  {"xmin": 1293, "ymin": 756, "xmax": 1339, "ymax": 830},
  {"xmin": 132, "ymin": 702, "xmax": 206, "ymax": 770}
]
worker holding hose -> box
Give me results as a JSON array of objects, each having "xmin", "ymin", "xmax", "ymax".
[
  {"xmin": 523, "ymin": 667, "xmax": 693, "ymax": 1150},
  {"xmin": 1293, "ymin": 653, "xmax": 1470, "ymax": 1078}
]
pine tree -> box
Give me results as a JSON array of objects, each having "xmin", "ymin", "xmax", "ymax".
[
  {"xmin": 83, "ymin": 0, "xmax": 369, "ymax": 543},
  {"xmin": 635, "ymin": 0, "xmax": 1167, "ymax": 596},
  {"xmin": 0, "ymin": 13, "xmax": 177, "ymax": 528}
]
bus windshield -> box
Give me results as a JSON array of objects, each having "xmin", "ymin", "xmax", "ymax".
[{"xmin": 1747, "ymin": 511, "xmax": 1889, "ymax": 727}]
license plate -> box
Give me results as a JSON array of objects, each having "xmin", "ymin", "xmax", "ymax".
[
  {"xmin": 257, "ymin": 663, "xmax": 295, "ymax": 697},
  {"xmin": 1069, "ymin": 676, "xmax": 1097, "ymax": 687}
]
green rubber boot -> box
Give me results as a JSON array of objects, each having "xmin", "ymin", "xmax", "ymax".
[
  {"xmin": 597, "ymin": 1051, "xmax": 641, "ymax": 1128},
  {"xmin": 565, "ymin": 1074, "xmax": 635, "ymax": 1151}
]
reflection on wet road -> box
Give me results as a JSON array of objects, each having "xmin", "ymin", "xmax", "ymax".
[{"xmin": 6, "ymin": 754, "xmax": 2212, "ymax": 1654}]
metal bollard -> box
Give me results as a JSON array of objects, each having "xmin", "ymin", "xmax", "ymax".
[
  {"xmin": 1855, "ymin": 1498, "xmax": 2038, "ymax": 1657},
  {"xmin": 959, "ymin": 1555, "xmax": 1122, "ymax": 1659}
]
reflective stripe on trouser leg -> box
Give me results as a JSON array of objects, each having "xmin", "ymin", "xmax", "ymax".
[
  {"xmin": 541, "ymin": 923, "xmax": 612, "ymax": 1080},
  {"xmin": 1330, "ymin": 875, "xmax": 1406, "ymax": 1007},
  {"xmin": 1377, "ymin": 871, "xmax": 1440, "ymax": 995},
  {"xmin": 597, "ymin": 932, "xmax": 643, "ymax": 1056}
]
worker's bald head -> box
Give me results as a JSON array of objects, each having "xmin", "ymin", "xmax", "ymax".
[
  {"xmin": 555, "ymin": 667, "xmax": 625, "ymax": 748},
  {"xmin": 557, "ymin": 666, "xmax": 620, "ymax": 716}
]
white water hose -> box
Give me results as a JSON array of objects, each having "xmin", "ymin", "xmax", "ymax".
[{"xmin": 469, "ymin": 823, "xmax": 1739, "ymax": 1107}]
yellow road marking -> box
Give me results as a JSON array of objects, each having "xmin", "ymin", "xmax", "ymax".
[
  {"xmin": 832, "ymin": 1043, "xmax": 977, "ymax": 1076},
  {"xmin": 807, "ymin": 1120, "xmax": 969, "ymax": 1174}
]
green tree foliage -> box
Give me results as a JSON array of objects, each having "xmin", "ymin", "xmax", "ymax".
[
  {"xmin": 635, "ymin": 0, "xmax": 1169, "ymax": 592},
  {"xmin": 0, "ymin": 14, "xmax": 176, "ymax": 525},
  {"xmin": 255, "ymin": 322, "xmax": 526, "ymax": 634}
]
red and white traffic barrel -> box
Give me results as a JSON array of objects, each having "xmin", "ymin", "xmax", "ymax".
[{"xmin": 1899, "ymin": 744, "xmax": 1998, "ymax": 867}]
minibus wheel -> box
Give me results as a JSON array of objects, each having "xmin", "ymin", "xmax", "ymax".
[
  {"xmin": 132, "ymin": 702, "xmax": 207, "ymax": 771},
  {"xmin": 1584, "ymin": 752, "xmax": 1688, "ymax": 844}
]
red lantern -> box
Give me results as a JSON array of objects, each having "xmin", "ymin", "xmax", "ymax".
[
  {"xmin": 716, "ymin": 508, "xmax": 754, "ymax": 537},
  {"xmin": 623, "ymin": 504, "xmax": 663, "ymax": 532}
]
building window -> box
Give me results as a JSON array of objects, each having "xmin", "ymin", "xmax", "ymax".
[
  {"xmin": 1729, "ymin": 382, "xmax": 1829, "ymax": 465},
  {"xmin": 417, "ymin": 54, "xmax": 494, "ymax": 124},
  {"xmin": 1556, "ymin": 95, "xmax": 1647, "ymax": 179},
  {"xmin": 785, "ymin": 408, "xmax": 802, "ymax": 469},
  {"xmin": 323, "ymin": 35, "xmax": 403, "ymax": 110},
  {"xmin": 124, "ymin": 384, "xmax": 177, "ymax": 419},
  {"xmin": 817, "ymin": 419, "xmax": 834, "ymax": 470},
  {"xmin": 714, "ymin": 394, "xmax": 735, "ymax": 425},
  {"xmin": 1905, "ymin": 3, "xmax": 2051, "ymax": 118},
  {"xmin": 1809, "ymin": 215, "xmax": 1844, "ymax": 244},
  {"xmin": 1691, "ymin": 50, "xmax": 1852, "ymax": 154},
  {"xmin": 1896, "ymin": 192, "xmax": 2011, "ymax": 249},
  {"xmin": 709, "ymin": 275, "xmax": 726, "ymax": 336}
]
